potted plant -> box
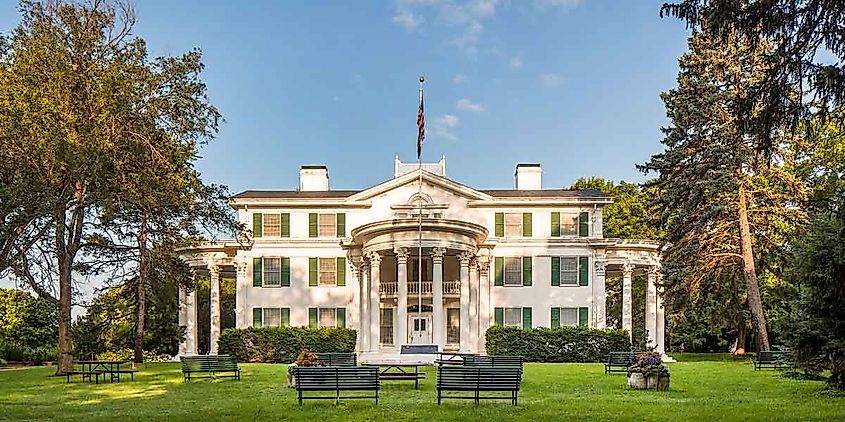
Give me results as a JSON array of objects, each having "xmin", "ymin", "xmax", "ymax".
[
  {"xmin": 627, "ymin": 351, "xmax": 670, "ymax": 390},
  {"xmin": 287, "ymin": 349, "xmax": 321, "ymax": 387}
]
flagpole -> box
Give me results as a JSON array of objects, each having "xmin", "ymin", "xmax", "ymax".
[{"xmin": 416, "ymin": 76, "xmax": 424, "ymax": 343}]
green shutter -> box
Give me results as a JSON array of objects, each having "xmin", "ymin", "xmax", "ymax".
[
  {"xmin": 522, "ymin": 256, "xmax": 532, "ymax": 286},
  {"xmin": 579, "ymin": 256, "xmax": 589, "ymax": 286},
  {"xmin": 281, "ymin": 308, "xmax": 290, "ymax": 326},
  {"xmin": 280, "ymin": 213, "xmax": 290, "ymax": 237},
  {"xmin": 578, "ymin": 212, "xmax": 589, "ymax": 237},
  {"xmin": 336, "ymin": 257, "xmax": 346, "ymax": 286},
  {"xmin": 551, "ymin": 307, "xmax": 560, "ymax": 328},
  {"xmin": 336, "ymin": 308, "xmax": 346, "ymax": 328},
  {"xmin": 309, "ymin": 213, "xmax": 318, "ymax": 237},
  {"xmin": 336, "ymin": 213, "xmax": 346, "ymax": 237},
  {"xmin": 495, "ymin": 212, "xmax": 504, "ymax": 237},
  {"xmin": 309, "ymin": 258, "xmax": 318, "ymax": 286},
  {"xmin": 253, "ymin": 257, "xmax": 263, "ymax": 287},
  {"xmin": 522, "ymin": 307, "xmax": 532, "ymax": 330},
  {"xmin": 551, "ymin": 212, "xmax": 560, "ymax": 237},
  {"xmin": 253, "ymin": 213, "xmax": 263, "ymax": 238},
  {"xmin": 551, "ymin": 257, "xmax": 560, "ymax": 286},
  {"xmin": 494, "ymin": 257, "xmax": 504, "ymax": 286},
  {"xmin": 253, "ymin": 308, "xmax": 262, "ymax": 327},
  {"xmin": 522, "ymin": 213, "xmax": 532, "ymax": 237},
  {"xmin": 494, "ymin": 307, "xmax": 504, "ymax": 326},
  {"xmin": 281, "ymin": 257, "xmax": 291, "ymax": 287},
  {"xmin": 309, "ymin": 308, "xmax": 318, "ymax": 328},
  {"xmin": 578, "ymin": 307, "xmax": 589, "ymax": 327}
]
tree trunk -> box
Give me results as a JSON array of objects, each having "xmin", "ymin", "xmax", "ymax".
[
  {"xmin": 53, "ymin": 181, "xmax": 86, "ymax": 375},
  {"xmin": 737, "ymin": 182, "xmax": 771, "ymax": 352},
  {"xmin": 734, "ymin": 324, "xmax": 747, "ymax": 356},
  {"xmin": 134, "ymin": 213, "xmax": 148, "ymax": 366}
]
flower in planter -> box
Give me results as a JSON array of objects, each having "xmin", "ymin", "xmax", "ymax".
[{"xmin": 628, "ymin": 351, "xmax": 670, "ymax": 377}]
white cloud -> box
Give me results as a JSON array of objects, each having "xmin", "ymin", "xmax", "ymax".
[
  {"xmin": 539, "ymin": 73, "xmax": 564, "ymax": 87},
  {"xmin": 391, "ymin": 9, "xmax": 423, "ymax": 30},
  {"xmin": 452, "ymin": 73, "xmax": 467, "ymax": 84},
  {"xmin": 432, "ymin": 113, "xmax": 460, "ymax": 141},
  {"xmin": 534, "ymin": 0, "xmax": 582, "ymax": 9},
  {"xmin": 391, "ymin": 0, "xmax": 503, "ymax": 55},
  {"xmin": 509, "ymin": 56, "xmax": 523, "ymax": 68},
  {"xmin": 456, "ymin": 98, "xmax": 485, "ymax": 113}
]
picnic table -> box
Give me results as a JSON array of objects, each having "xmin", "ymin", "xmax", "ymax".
[
  {"xmin": 75, "ymin": 360, "xmax": 136, "ymax": 383},
  {"xmin": 362, "ymin": 362, "xmax": 427, "ymax": 389}
]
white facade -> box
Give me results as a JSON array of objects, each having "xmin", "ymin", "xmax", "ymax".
[{"xmin": 179, "ymin": 158, "xmax": 665, "ymax": 357}]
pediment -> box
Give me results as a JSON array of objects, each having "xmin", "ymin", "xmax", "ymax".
[{"xmin": 346, "ymin": 170, "xmax": 494, "ymax": 203}]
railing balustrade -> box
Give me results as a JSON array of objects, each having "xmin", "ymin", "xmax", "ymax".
[{"xmin": 377, "ymin": 280, "xmax": 462, "ymax": 296}]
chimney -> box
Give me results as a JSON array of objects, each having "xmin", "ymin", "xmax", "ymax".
[
  {"xmin": 299, "ymin": 165, "xmax": 329, "ymax": 191},
  {"xmin": 514, "ymin": 163, "xmax": 542, "ymax": 190}
]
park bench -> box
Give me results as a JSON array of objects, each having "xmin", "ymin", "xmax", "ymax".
[
  {"xmin": 435, "ymin": 352, "xmax": 477, "ymax": 366},
  {"xmin": 295, "ymin": 366, "xmax": 379, "ymax": 405},
  {"xmin": 101, "ymin": 368, "xmax": 138, "ymax": 382},
  {"xmin": 400, "ymin": 344, "xmax": 439, "ymax": 354},
  {"xmin": 754, "ymin": 350, "xmax": 793, "ymax": 371},
  {"xmin": 605, "ymin": 352, "xmax": 636, "ymax": 374},
  {"xmin": 180, "ymin": 355, "xmax": 241, "ymax": 381},
  {"xmin": 315, "ymin": 352, "xmax": 357, "ymax": 366},
  {"xmin": 436, "ymin": 365, "xmax": 522, "ymax": 405},
  {"xmin": 64, "ymin": 370, "xmax": 102, "ymax": 384},
  {"xmin": 463, "ymin": 355, "xmax": 524, "ymax": 370}
]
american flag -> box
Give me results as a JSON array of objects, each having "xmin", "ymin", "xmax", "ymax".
[{"xmin": 416, "ymin": 83, "xmax": 425, "ymax": 160}]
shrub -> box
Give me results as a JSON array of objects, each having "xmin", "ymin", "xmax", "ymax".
[
  {"xmin": 218, "ymin": 327, "xmax": 357, "ymax": 363},
  {"xmin": 485, "ymin": 326, "xmax": 631, "ymax": 362},
  {"xmin": 95, "ymin": 349, "xmax": 172, "ymax": 363}
]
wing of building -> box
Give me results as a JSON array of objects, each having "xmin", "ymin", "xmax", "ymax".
[{"xmin": 178, "ymin": 157, "xmax": 665, "ymax": 359}]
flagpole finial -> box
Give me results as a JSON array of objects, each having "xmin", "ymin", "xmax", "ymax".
[{"xmin": 419, "ymin": 75, "xmax": 425, "ymax": 83}]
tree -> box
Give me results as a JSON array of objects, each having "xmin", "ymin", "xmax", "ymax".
[
  {"xmin": 570, "ymin": 177, "xmax": 663, "ymax": 240},
  {"xmin": 0, "ymin": 288, "xmax": 57, "ymax": 362},
  {"xmin": 640, "ymin": 29, "xmax": 806, "ymax": 352}
]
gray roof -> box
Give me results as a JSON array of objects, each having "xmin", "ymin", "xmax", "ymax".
[{"xmin": 232, "ymin": 188, "xmax": 610, "ymax": 199}]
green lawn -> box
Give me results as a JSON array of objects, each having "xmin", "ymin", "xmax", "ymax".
[{"xmin": 0, "ymin": 361, "xmax": 842, "ymax": 421}]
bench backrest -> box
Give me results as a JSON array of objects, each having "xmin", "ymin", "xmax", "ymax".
[
  {"xmin": 181, "ymin": 355, "xmax": 239, "ymax": 371},
  {"xmin": 437, "ymin": 366, "xmax": 522, "ymax": 390},
  {"xmin": 315, "ymin": 352, "xmax": 357, "ymax": 366},
  {"xmin": 401, "ymin": 344, "xmax": 439, "ymax": 354},
  {"xmin": 464, "ymin": 355, "xmax": 523, "ymax": 368},
  {"xmin": 757, "ymin": 351, "xmax": 788, "ymax": 363},
  {"xmin": 607, "ymin": 352, "xmax": 636, "ymax": 365},
  {"xmin": 296, "ymin": 366, "xmax": 379, "ymax": 389}
]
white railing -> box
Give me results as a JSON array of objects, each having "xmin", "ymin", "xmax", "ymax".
[{"xmin": 378, "ymin": 281, "xmax": 461, "ymax": 297}]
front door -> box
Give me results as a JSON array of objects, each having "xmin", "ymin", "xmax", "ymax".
[{"xmin": 408, "ymin": 313, "xmax": 432, "ymax": 344}]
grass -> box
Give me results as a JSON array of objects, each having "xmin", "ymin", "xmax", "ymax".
[{"xmin": 0, "ymin": 361, "xmax": 843, "ymax": 421}]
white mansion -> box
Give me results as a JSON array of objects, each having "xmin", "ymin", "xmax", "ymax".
[{"xmin": 178, "ymin": 157, "xmax": 665, "ymax": 358}]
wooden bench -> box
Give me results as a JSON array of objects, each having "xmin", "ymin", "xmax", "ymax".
[
  {"xmin": 437, "ymin": 365, "xmax": 522, "ymax": 405},
  {"xmin": 295, "ymin": 366, "xmax": 379, "ymax": 405},
  {"xmin": 605, "ymin": 352, "xmax": 636, "ymax": 374},
  {"xmin": 754, "ymin": 350, "xmax": 792, "ymax": 370},
  {"xmin": 315, "ymin": 352, "xmax": 357, "ymax": 366},
  {"xmin": 64, "ymin": 370, "xmax": 102, "ymax": 384},
  {"xmin": 463, "ymin": 355, "xmax": 524, "ymax": 369},
  {"xmin": 400, "ymin": 344, "xmax": 439, "ymax": 354},
  {"xmin": 435, "ymin": 352, "xmax": 477, "ymax": 366},
  {"xmin": 181, "ymin": 355, "xmax": 241, "ymax": 381}
]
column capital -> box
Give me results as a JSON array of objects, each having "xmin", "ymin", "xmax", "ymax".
[
  {"xmin": 209, "ymin": 263, "xmax": 221, "ymax": 278},
  {"xmin": 235, "ymin": 261, "xmax": 248, "ymax": 278},
  {"xmin": 647, "ymin": 265, "xmax": 661, "ymax": 277},
  {"xmin": 366, "ymin": 251, "xmax": 382, "ymax": 266},
  {"xmin": 458, "ymin": 251, "xmax": 474, "ymax": 266},
  {"xmin": 394, "ymin": 247, "xmax": 410, "ymax": 263},
  {"xmin": 431, "ymin": 247, "xmax": 446, "ymax": 262},
  {"xmin": 594, "ymin": 260, "xmax": 607, "ymax": 277},
  {"xmin": 622, "ymin": 263, "xmax": 636, "ymax": 276}
]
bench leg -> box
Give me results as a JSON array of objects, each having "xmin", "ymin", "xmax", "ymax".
[
  {"xmin": 298, "ymin": 390, "xmax": 303, "ymax": 406},
  {"xmin": 475, "ymin": 390, "xmax": 480, "ymax": 406},
  {"xmin": 437, "ymin": 389, "xmax": 441, "ymax": 406}
]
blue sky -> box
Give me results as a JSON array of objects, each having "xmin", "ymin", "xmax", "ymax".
[{"xmin": 0, "ymin": 0, "xmax": 691, "ymax": 193}]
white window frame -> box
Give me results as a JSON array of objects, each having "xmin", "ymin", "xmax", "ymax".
[
  {"xmin": 318, "ymin": 257, "xmax": 337, "ymax": 286},
  {"xmin": 504, "ymin": 257, "xmax": 523, "ymax": 286},
  {"xmin": 560, "ymin": 213, "xmax": 579, "ymax": 236},
  {"xmin": 318, "ymin": 213, "xmax": 337, "ymax": 237},
  {"xmin": 503, "ymin": 307, "xmax": 522, "ymax": 328},
  {"xmin": 263, "ymin": 308, "xmax": 282, "ymax": 327},
  {"xmin": 504, "ymin": 213, "xmax": 523, "ymax": 237},
  {"xmin": 263, "ymin": 214, "xmax": 280, "ymax": 237},
  {"xmin": 318, "ymin": 307, "xmax": 337, "ymax": 328},
  {"xmin": 560, "ymin": 257, "xmax": 578, "ymax": 286},
  {"xmin": 380, "ymin": 308, "xmax": 394, "ymax": 345},
  {"xmin": 559, "ymin": 307, "xmax": 578, "ymax": 327},
  {"xmin": 263, "ymin": 257, "xmax": 282, "ymax": 287}
]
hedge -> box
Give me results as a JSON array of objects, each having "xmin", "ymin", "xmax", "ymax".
[
  {"xmin": 217, "ymin": 326, "xmax": 357, "ymax": 363},
  {"xmin": 485, "ymin": 326, "xmax": 631, "ymax": 362}
]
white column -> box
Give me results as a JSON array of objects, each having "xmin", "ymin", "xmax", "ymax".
[
  {"xmin": 655, "ymin": 272, "xmax": 666, "ymax": 354},
  {"xmin": 358, "ymin": 260, "xmax": 369, "ymax": 353},
  {"xmin": 477, "ymin": 253, "xmax": 491, "ymax": 353},
  {"xmin": 348, "ymin": 257, "xmax": 360, "ymax": 348},
  {"xmin": 178, "ymin": 285, "xmax": 187, "ymax": 356},
  {"xmin": 594, "ymin": 256, "xmax": 607, "ymax": 329},
  {"xmin": 209, "ymin": 264, "xmax": 221, "ymax": 355},
  {"xmin": 458, "ymin": 252, "xmax": 471, "ymax": 352},
  {"xmin": 235, "ymin": 261, "xmax": 248, "ymax": 328},
  {"xmin": 395, "ymin": 247, "xmax": 409, "ymax": 347},
  {"xmin": 622, "ymin": 263, "xmax": 634, "ymax": 341},
  {"xmin": 468, "ymin": 257, "xmax": 479, "ymax": 353},
  {"xmin": 185, "ymin": 280, "xmax": 198, "ymax": 355},
  {"xmin": 646, "ymin": 267, "xmax": 658, "ymax": 349},
  {"xmin": 368, "ymin": 252, "xmax": 382, "ymax": 352},
  {"xmin": 431, "ymin": 247, "xmax": 445, "ymax": 347}
]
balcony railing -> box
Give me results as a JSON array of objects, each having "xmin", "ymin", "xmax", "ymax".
[{"xmin": 379, "ymin": 281, "xmax": 461, "ymax": 297}]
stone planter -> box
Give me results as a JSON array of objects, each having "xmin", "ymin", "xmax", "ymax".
[
  {"xmin": 287, "ymin": 364, "xmax": 297, "ymax": 388},
  {"xmin": 627, "ymin": 371, "xmax": 670, "ymax": 390}
]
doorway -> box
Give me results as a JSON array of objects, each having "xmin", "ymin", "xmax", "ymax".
[{"xmin": 408, "ymin": 313, "xmax": 432, "ymax": 344}]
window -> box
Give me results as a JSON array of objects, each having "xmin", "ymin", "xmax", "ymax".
[
  {"xmin": 319, "ymin": 308, "xmax": 336, "ymax": 328},
  {"xmin": 264, "ymin": 308, "xmax": 282, "ymax": 327},
  {"xmin": 560, "ymin": 308, "xmax": 578, "ymax": 327},
  {"xmin": 504, "ymin": 308, "xmax": 522, "ymax": 328},
  {"xmin": 309, "ymin": 307, "xmax": 345, "ymax": 328},
  {"xmin": 263, "ymin": 214, "xmax": 280, "ymax": 237},
  {"xmin": 318, "ymin": 258, "xmax": 337, "ymax": 286},
  {"xmin": 264, "ymin": 258, "xmax": 281, "ymax": 287},
  {"xmin": 253, "ymin": 307, "xmax": 289, "ymax": 327},
  {"xmin": 380, "ymin": 308, "xmax": 394, "ymax": 345},
  {"xmin": 560, "ymin": 214, "xmax": 579, "ymax": 236},
  {"xmin": 446, "ymin": 308, "xmax": 460, "ymax": 344},
  {"xmin": 560, "ymin": 257, "xmax": 578, "ymax": 285},
  {"xmin": 410, "ymin": 257, "xmax": 432, "ymax": 282},
  {"xmin": 504, "ymin": 213, "xmax": 522, "ymax": 237},
  {"xmin": 318, "ymin": 213, "xmax": 335, "ymax": 237},
  {"xmin": 504, "ymin": 257, "xmax": 522, "ymax": 286}
]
